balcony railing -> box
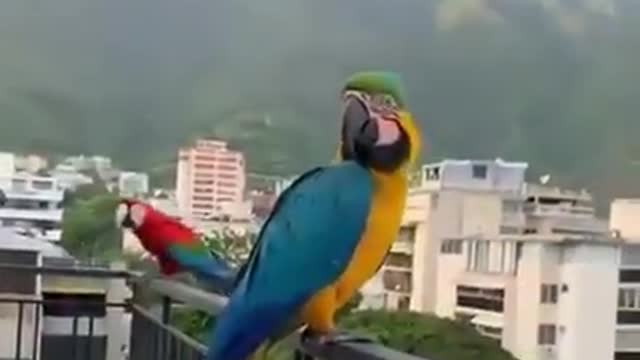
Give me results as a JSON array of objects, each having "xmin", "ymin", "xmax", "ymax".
[{"xmin": 0, "ymin": 263, "xmax": 429, "ymax": 360}]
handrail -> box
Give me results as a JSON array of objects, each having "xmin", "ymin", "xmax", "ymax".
[
  {"xmin": 146, "ymin": 279, "xmax": 430, "ymax": 360},
  {"xmin": 0, "ymin": 262, "xmax": 431, "ymax": 359}
]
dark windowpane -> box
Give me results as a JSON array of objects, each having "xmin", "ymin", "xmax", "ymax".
[
  {"xmin": 0, "ymin": 250, "xmax": 37, "ymax": 294},
  {"xmin": 618, "ymin": 311, "xmax": 640, "ymax": 324},
  {"xmin": 620, "ymin": 270, "xmax": 640, "ymax": 283}
]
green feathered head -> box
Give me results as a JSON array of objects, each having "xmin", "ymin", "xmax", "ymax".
[{"xmin": 342, "ymin": 71, "xmax": 408, "ymax": 108}]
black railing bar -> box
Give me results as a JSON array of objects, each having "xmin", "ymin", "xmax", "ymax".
[
  {"xmin": 87, "ymin": 316, "xmax": 95, "ymax": 360},
  {"xmin": 147, "ymin": 279, "xmax": 227, "ymax": 315},
  {"xmin": 299, "ymin": 338, "xmax": 429, "ymax": 360},
  {"xmin": 131, "ymin": 304, "xmax": 207, "ymax": 354},
  {"xmin": 0, "ymin": 297, "xmax": 128, "ymax": 307},
  {"xmin": 0, "ymin": 263, "xmax": 133, "ymax": 278},
  {"xmin": 14, "ymin": 302, "xmax": 23, "ymax": 360},
  {"xmin": 71, "ymin": 316, "xmax": 79, "ymax": 360}
]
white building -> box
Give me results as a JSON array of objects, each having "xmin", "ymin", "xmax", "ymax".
[
  {"xmin": 15, "ymin": 155, "xmax": 48, "ymax": 174},
  {"xmin": 0, "ymin": 152, "xmax": 15, "ymax": 178},
  {"xmin": 118, "ymin": 172, "xmax": 149, "ymax": 197},
  {"xmin": 0, "ymin": 174, "xmax": 65, "ymax": 242},
  {"xmin": 49, "ymin": 164, "xmax": 94, "ymax": 191},
  {"xmin": 362, "ymin": 159, "xmax": 623, "ymax": 360}
]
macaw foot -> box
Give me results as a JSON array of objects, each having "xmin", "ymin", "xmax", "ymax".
[{"xmin": 301, "ymin": 328, "xmax": 376, "ymax": 345}]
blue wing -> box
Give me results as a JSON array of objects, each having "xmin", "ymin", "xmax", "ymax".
[
  {"xmin": 166, "ymin": 243, "xmax": 237, "ymax": 294},
  {"xmin": 207, "ymin": 161, "xmax": 373, "ymax": 360}
]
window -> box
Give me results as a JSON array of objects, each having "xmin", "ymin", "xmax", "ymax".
[
  {"xmin": 218, "ymin": 181, "xmax": 236, "ymax": 188},
  {"xmin": 218, "ymin": 165, "xmax": 237, "ymax": 171},
  {"xmin": 502, "ymin": 199, "xmax": 520, "ymax": 213},
  {"xmin": 194, "ymin": 187, "xmax": 213, "ymax": 194},
  {"xmin": 194, "ymin": 180, "xmax": 214, "ymax": 186},
  {"xmin": 538, "ymin": 324, "xmax": 556, "ymax": 345},
  {"xmin": 32, "ymin": 180, "xmax": 53, "ymax": 190},
  {"xmin": 541, "ymin": 284, "xmax": 558, "ymax": 304},
  {"xmin": 456, "ymin": 285, "xmax": 505, "ymax": 312},
  {"xmin": 398, "ymin": 296, "xmax": 410, "ymax": 310},
  {"xmin": 500, "ymin": 226, "xmax": 520, "ymax": 234},
  {"xmin": 195, "ymin": 155, "xmax": 216, "ymax": 162},
  {"xmin": 441, "ymin": 239, "xmax": 463, "ymax": 254},
  {"xmin": 424, "ymin": 166, "xmax": 440, "ymax": 181},
  {"xmin": 620, "ymin": 270, "xmax": 640, "ymax": 283},
  {"xmin": 193, "ymin": 196, "xmax": 213, "ymax": 202},
  {"xmin": 11, "ymin": 179, "xmax": 27, "ymax": 191},
  {"xmin": 619, "ymin": 288, "xmax": 640, "ymax": 310},
  {"xmin": 398, "ymin": 226, "xmax": 416, "ymax": 243},
  {"xmin": 385, "ymin": 253, "xmax": 413, "ymax": 268},
  {"xmin": 472, "ymin": 164, "xmax": 488, "ymax": 179},
  {"xmin": 194, "ymin": 164, "xmax": 214, "ymax": 170}
]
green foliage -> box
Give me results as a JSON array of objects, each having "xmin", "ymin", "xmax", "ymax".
[
  {"xmin": 339, "ymin": 310, "xmax": 516, "ymax": 360},
  {"xmin": 61, "ymin": 192, "xmax": 121, "ymax": 260}
]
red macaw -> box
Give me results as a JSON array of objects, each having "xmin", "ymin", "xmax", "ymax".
[{"xmin": 116, "ymin": 198, "xmax": 235, "ymax": 293}]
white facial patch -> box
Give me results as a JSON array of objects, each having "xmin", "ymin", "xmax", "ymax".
[
  {"xmin": 115, "ymin": 203, "xmax": 128, "ymax": 227},
  {"xmin": 375, "ymin": 117, "xmax": 401, "ymax": 146},
  {"xmin": 129, "ymin": 204, "xmax": 147, "ymax": 228}
]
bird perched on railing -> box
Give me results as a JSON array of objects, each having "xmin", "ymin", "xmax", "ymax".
[
  {"xmin": 207, "ymin": 71, "xmax": 422, "ymax": 360},
  {"xmin": 115, "ymin": 198, "xmax": 236, "ymax": 294}
]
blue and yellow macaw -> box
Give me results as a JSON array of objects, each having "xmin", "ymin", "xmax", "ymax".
[{"xmin": 207, "ymin": 71, "xmax": 422, "ymax": 360}]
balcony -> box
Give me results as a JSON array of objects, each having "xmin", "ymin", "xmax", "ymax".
[
  {"xmin": 0, "ymin": 263, "xmax": 430, "ymax": 360},
  {"xmin": 0, "ymin": 208, "xmax": 64, "ymax": 223}
]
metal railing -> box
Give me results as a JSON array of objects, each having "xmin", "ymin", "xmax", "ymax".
[{"xmin": 0, "ymin": 263, "xmax": 428, "ymax": 360}]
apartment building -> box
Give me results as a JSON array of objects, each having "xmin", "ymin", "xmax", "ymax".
[
  {"xmin": 0, "ymin": 174, "xmax": 65, "ymax": 242},
  {"xmin": 362, "ymin": 159, "xmax": 625, "ymax": 360},
  {"xmin": 176, "ymin": 139, "xmax": 246, "ymax": 219}
]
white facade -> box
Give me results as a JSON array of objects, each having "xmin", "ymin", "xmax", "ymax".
[
  {"xmin": 0, "ymin": 152, "xmax": 15, "ymax": 178},
  {"xmin": 0, "ymin": 175, "xmax": 65, "ymax": 242},
  {"xmin": 362, "ymin": 159, "xmax": 621, "ymax": 360},
  {"xmin": 118, "ymin": 171, "xmax": 149, "ymax": 197},
  {"xmin": 15, "ymin": 155, "xmax": 48, "ymax": 174},
  {"xmin": 176, "ymin": 139, "xmax": 246, "ymax": 219},
  {"xmin": 610, "ymin": 199, "xmax": 640, "ymax": 240},
  {"xmin": 50, "ymin": 165, "xmax": 94, "ymax": 191}
]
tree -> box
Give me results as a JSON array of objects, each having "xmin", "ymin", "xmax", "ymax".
[
  {"xmin": 338, "ymin": 310, "xmax": 517, "ymax": 360},
  {"xmin": 61, "ymin": 193, "xmax": 121, "ymax": 260}
]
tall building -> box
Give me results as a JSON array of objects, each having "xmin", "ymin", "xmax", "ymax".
[
  {"xmin": 176, "ymin": 139, "xmax": 246, "ymax": 219},
  {"xmin": 362, "ymin": 159, "xmax": 621, "ymax": 360}
]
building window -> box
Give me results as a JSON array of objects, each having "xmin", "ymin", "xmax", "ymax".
[
  {"xmin": 541, "ymin": 284, "xmax": 558, "ymax": 304},
  {"xmin": 218, "ymin": 173, "xmax": 237, "ymax": 180},
  {"xmin": 194, "ymin": 180, "xmax": 214, "ymax": 186},
  {"xmin": 194, "ymin": 187, "xmax": 214, "ymax": 194},
  {"xmin": 620, "ymin": 270, "xmax": 640, "ymax": 283},
  {"xmin": 456, "ymin": 286, "xmax": 504, "ymax": 312},
  {"xmin": 472, "ymin": 165, "xmax": 488, "ymax": 179},
  {"xmin": 500, "ymin": 226, "xmax": 520, "ymax": 235},
  {"xmin": 218, "ymin": 181, "xmax": 236, "ymax": 188},
  {"xmin": 502, "ymin": 199, "xmax": 520, "ymax": 213},
  {"xmin": 195, "ymin": 155, "xmax": 216, "ymax": 162},
  {"xmin": 194, "ymin": 164, "xmax": 215, "ymax": 170},
  {"xmin": 193, "ymin": 196, "xmax": 213, "ymax": 202},
  {"xmin": 424, "ymin": 166, "xmax": 440, "ymax": 181},
  {"xmin": 398, "ymin": 296, "xmax": 410, "ymax": 310},
  {"xmin": 619, "ymin": 288, "xmax": 640, "ymax": 310},
  {"xmin": 32, "ymin": 180, "xmax": 53, "ymax": 190},
  {"xmin": 398, "ymin": 226, "xmax": 416, "ymax": 243},
  {"xmin": 538, "ymin": 324, "xmax": 556, "ymax": 345},
  {"xmin": 385, "ymin": 253, "xmax": 413, "ymax": 268},
  {"xmin": 382, "ymin": 270, "xmax": 412, "ymax": 293},
  {"xmin": 441, "ymin": 239, "xmax": 463, "ymax": 254}
]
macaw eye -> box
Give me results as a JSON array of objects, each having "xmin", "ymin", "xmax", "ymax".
[{"xmin": 382, "ymin": 95, "xmax": 397, "ymax": 108}]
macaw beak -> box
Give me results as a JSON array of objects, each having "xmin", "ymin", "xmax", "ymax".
[{"xmin": 340, "ymin": 96, "xmax": 402, "ymax": 161}]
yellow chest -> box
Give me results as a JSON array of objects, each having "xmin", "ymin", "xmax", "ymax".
[{"xmin": 334, "ymin": 172, "xmax": 407, "ymax": 306}]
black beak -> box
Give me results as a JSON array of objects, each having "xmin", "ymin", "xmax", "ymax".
[
  {"xmin": 122, "ymin": 215, "xmax": 135, "ymax": 228},
  {"xmin": 341, "ymin": 97, "xmax": 377, "ymax": 160}
]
